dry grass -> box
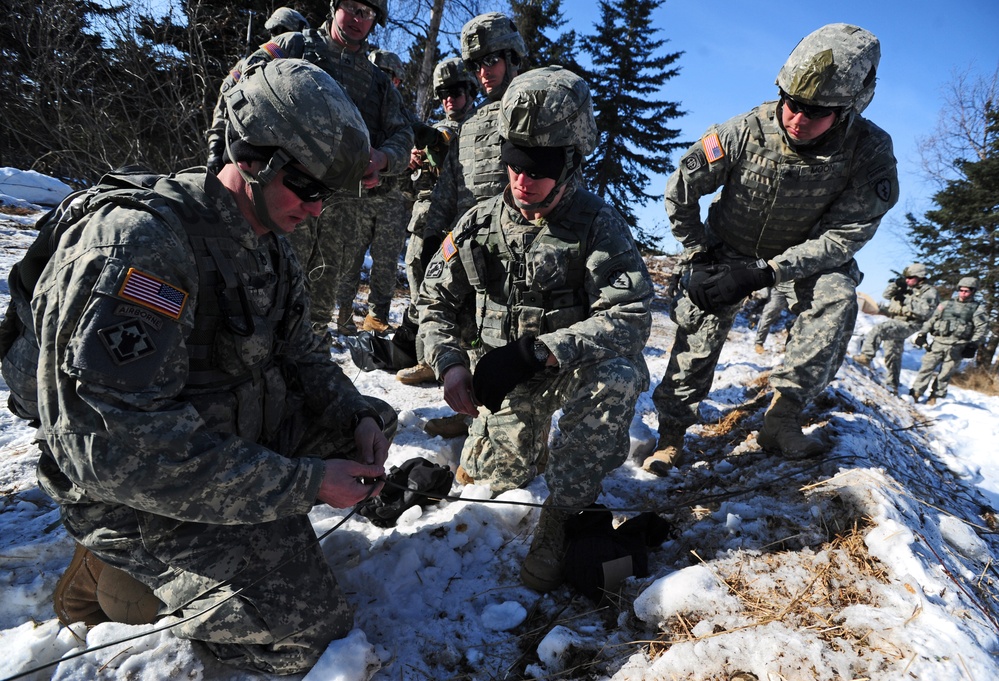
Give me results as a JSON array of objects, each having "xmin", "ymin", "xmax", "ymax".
[
  {"xmin": 950, "ymin": 365, "xmax": 999, "ymax": 396},
  {"xmin": 648, "ymin": 518, "xmax": 892, "ymax": 661},
  {"xmin": 0, "ymin": 205, "xmax": 38, "ymax": 217}
]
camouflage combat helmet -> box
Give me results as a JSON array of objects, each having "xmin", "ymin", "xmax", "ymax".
[
  {"xmin": 499, "ymin": 66, "xmax": 597, "ymax": 157},
  {"xmin": 433, "ymin": 57, "xmax": 476, "ymax": 95},
  {"xmin": 330, "ymin": 0, "xmax": 386, "ymax": 27},
  {"xmin": 776, "ymin": 23, "xmax": 880, "ymax": 114},
  {"xmin": 224, "ymin": 59, "xmax": 369, "ymax": 191},
  {"xmin": 958, "ymin": 276, "xmax": 980, "ymax": 290},
  {"xmin": 903, "ymin": 263, "xmax": 928, "ymax": 279},
  {"xmin": 461, "ymin": 12, "xmax": 527, "ymax": 63},
  {"xmin": 264, "ymin": 7, "xmax": 310, "ymax": 34},
  {"xmin": 369, "ymin": 49, "xmax": 404, "ymax": 81}
]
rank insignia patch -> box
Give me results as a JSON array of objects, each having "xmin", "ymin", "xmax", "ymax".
[
  {"xmin": 99, "ymin": 320, "xmax": 156, "ymax": 364},
  {"xmin": 701, "ymin": 133, "xmax": 725, "ymax": 163},
  {"xmin": 118, "ymin": 268, "xmax": 188, "ymax": 320}
]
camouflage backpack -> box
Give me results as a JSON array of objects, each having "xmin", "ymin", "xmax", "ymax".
[{"xmin": 0, "ymin": 168, "xmax": 177, "ymax": 425}]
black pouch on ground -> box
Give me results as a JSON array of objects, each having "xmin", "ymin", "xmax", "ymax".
[
  {"xmin": 563, "ymin": 504, "xmax": 674, "ymax": 602},
  {"xmin": 355, "ymin": 457, "xmax": 455, "ymax": 528},
  {"xmin": 345, "ymin": 328, "xmax": 417, "ymax": 372}
]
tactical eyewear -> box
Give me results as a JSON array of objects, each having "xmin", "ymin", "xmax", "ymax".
[
  {"xmin": 338, "ymin": 0, "xmax": 377, "ymax": 21},
  {"xmin": 506, "ymin": 163, "xmax": 552, "ymax": 181},
  {"xmin": 282, "ymin": 165, "xmax": 332, "ymax": 203},
  {"xmin": 781, "ymin": 93, "xmax": 840, "ymax": 120},
  {"xmin": 467, "ymin": 52, "xmax": 503, "ymax": 73},
  {"xmin": 435, "ymin": 85, "xmax": 466, "ymax": 100}
]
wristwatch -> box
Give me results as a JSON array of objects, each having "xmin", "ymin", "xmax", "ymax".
[
  {"xmin": 533, "ymin": 340, "xmax": 550, "ymax": 366},
  {"xmin": 350, "ymin": 407, "xmax": 383, "ymax": 432}
]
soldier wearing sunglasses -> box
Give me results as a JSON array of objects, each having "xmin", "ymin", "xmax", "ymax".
[
  {"xmin": 207, "ymin": 0, "xmax": 414, "ymax": 337},
  {"xmin": 646, "ymin": 23, "xmax": 899, "ymax": 473}
]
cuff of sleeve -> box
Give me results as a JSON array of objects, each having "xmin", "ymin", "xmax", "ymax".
[
  {"xmin": 300, "ymin": 458, "xmax": 328, "ymax": 511},
  {"xmin": 350, "ymin": 406, "xmax": 383, "ymax": 432},
  {"xmin": 767, "ymin": 260, "xmax": 783, "ymax": 285}
]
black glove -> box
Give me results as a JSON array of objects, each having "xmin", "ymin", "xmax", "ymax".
[
  {"xmin": 961, "ymin": 342, "xmax": 977, "ymax": 359},
  {"xmin": 355, "ymin": 457, "xmax": 454, "ymax": 528},
  {"xmin": 206, "ymin": 153, "xmax": 224, "ymax": 176},
  {"xmin": 472, "ymin": 335, "xmax": 546, "ymax": 412},
  {"xmin": 913, "ymin": 333, "xmax": 928, "ymax": 349},
  {"xmin": 688, "ymin": 259, "xmax": 776, "ymax": 314},
  {"xmin": 412, "ymin": 121, "xmax": 446, "ymax": 151},
  {"xmin": 891, "ymin": 278, "xmax": 908, "ymax": 302}
]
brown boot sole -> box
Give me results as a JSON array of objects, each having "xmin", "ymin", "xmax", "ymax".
[{"xmin": 53, "ymin": 544, "xmax": 109, "ymax": 627}]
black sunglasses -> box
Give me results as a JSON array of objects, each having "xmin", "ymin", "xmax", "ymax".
[
  {"xmin": 781, "ymin": 93, "xmax": 840, "ymax": 120},
  {"xmin": 467, "ymin": 52, "xmax": 503, "ymax": 73},
  {"xmin": 435, "ymin": 85, "xmax": 467, "ymax": 100},
  {"xmin": 282, "ymin": 165, "xmax": 332, "ymax": 203},
  {"xmin": 507, "ymin": 163, "xmax": 551, "ymax": 181}
]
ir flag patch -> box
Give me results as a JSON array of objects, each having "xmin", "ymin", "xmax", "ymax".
[
  {"xmin": 701, "ymin": 133, "xmax": 725, "ymax": 163},
  {"xmin": 118, "ymin": 268, "xmax": 188, "ymax": 320}
]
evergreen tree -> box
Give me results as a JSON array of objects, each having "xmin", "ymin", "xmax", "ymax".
[
  {"xmin": 907, "ymin": 107, "xmax": 999, "ymax": 364},
  {"xmin": 509, "ymin": 0, "xmax": 580, "ymax": 73},
  {"xmin": 579, "ymin": 0, "xmax": 684, "ymax": 250}
]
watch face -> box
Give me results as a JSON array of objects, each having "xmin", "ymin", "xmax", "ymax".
[{"xmin": 534, "ymin": 342, "xmax": 548, "ymax": 364}]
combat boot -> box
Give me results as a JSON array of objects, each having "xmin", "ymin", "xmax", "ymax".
[
  {"xmin": 754, "ymin": 343, "xmax": 765, "ymax": 355},
  {"xmin": 852, "ymin": 354, "xmax": 870, "ymax": 367},
  {"xmin": 361, "ymin": 313, "xmax": 391, "ymax": 335},
  {"xmin": 396, "ymin": 360, "xmax": 436, "ymax": 385},
  {"xmin": 926, "ymin": 395, "xmax": 938, "ymax": 406},
  {"xmin": 642, "ymin": 427, "xmax": 686, "ymax": 476},
  {"xmin": 520, "ymin": 501, "xmax": 570, "ymax": 592},
  {"xmin": 757, "ymin": 392, "xmax": 824, "ymax": 458},
  {"xmin": 53, "ymin": 543, "xmax": 110, "ymax": 626},
  {"xmin": 96, "ymin": 564, "xmax": 162, "ymax": 625},
  {"xmin": 424, "ymin": 413, "xmax": 470, "ymax": 438},
  {"xmin": 336, "ymin": 307, "xmax": 357, "ymax": 336}
]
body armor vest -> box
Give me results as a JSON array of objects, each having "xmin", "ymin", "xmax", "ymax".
[
  {"xmin": 709, "ymin": 107, "xmax": 862, "ymax": 260},
  {"xmin": 931, "ymin": 300, "xmax": 980, "ymax": 341},
  {"xmin": 457, "ymin": 190, "xmax": 602, "ymax": 349},
  {"xmin": 456, "ymin": 101, "xmax": 508, "ymax": 207}
]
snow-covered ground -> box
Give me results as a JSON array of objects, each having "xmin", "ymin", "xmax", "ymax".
[{"xmin": 2, "ymin": 171, "xmax": 998, "ymax": 680}]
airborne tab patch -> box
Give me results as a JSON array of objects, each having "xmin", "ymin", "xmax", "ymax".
[
  {"xmin": 118, "ymin": 268, "xmax": 188, "ymax": 320},
  {"xmin": 441, "ymin": 232, "xmax": 458, "ymax": 262},
  {"xmin": 701, "ymin": 133, "xmax": 725, "ymax": 163}
]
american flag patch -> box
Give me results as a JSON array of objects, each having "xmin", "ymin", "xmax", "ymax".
[
  {"xmin": 261, "ymin": 42, "xmax": 285, "ymax": 59},
  {"xmin": 118, "ymin": 268, "xmax": 188, "ymax": 320},
  {"xmin": 441, "ymin": 232, "xmax": 458, "ymax": 262},
  {"xmin": 701, "ymin": 133, "xmax": 725, "ymax": 163}
]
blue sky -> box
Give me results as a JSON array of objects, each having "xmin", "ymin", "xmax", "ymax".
[{"xmin": 561, "ymin": 0, "xmax": 999, "ymax": 291}]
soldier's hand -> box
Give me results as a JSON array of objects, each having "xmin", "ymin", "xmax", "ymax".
[
  {"xmin": 472, "ymin": 336, "xmax": 546, "ymax": 413},
  {"xmin": 913, "ymin": 333, "xmax": 929, "ymax": 349},
  {"xmin": 207, "ymin": 153, "xmax": 224, "ymax": 176},
  {"xmin": 353, "ymin": 416, "xmax": 389, "ymax": 467},
  {"xmin": 442, "ymin": 365, "xmax": 479, "ymax": 416},
  {"xmin": 317, "ymin": 459, "xmax": 385, "ymax": 508},
  {"xmin": 961, "ymin": 342, "xmax": 977, "ymax": 359},
  {"xmin": 362, "ymin": 147, "xmax": 389, "ymax": 189},
  {"xmin": 688, "ymin": 259, "xmax": 776, "ymax": 314}
]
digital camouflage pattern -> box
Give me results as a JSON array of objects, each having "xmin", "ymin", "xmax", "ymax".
[
  {"xmin": 859, "ymin": 276, "xmax": 939, "ymax": 392},
  {"xmin": 32, "ymin": 171, "xmax": 394, "ymax": 673},
  {"xmin": 368, "ymin": 49, "xmax": 404, "ymax": 81},
  {"xmin": 433, "ymin": 57, "xmax": 476, "ymax": 91},
  {"xmin": 911, "ymin": 294, "xmax": 989, "ymax": 398},
  {"xmin": 418, "ymin": 184, "xmax": 653, "ymax": 501},
  {"xmin": 224, "ymin": 59, "xmax": 369, "ymax": 190},
  {"xmin": 498, "ymin": 66, "xmax": 597, "ymax": 155},
  {"xmin": 776, "ymin": 23, "xmax": 880, "ymax": 113},
  {"xmin": 655, "ymin": 88, "xmax": 898, "ymax": 434},
  {"xmin": 754, "ymin": 287, "xmax": 790, "ymax": 347},
  {"xmin": 460, "ymin": 12, "xmax": 527, "ymax": 63},
  {"xmin": 264, "ymin": 7, "xmax": 310, "ymax": 34}
]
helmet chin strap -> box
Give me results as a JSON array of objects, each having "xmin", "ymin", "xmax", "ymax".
[
  {"xmin": 226, "ymin": 133, "xmax": 292, "ymax": 235},
  {"xmin": 509, "ymin": 149, "xmax": 578, "ymax": 213},
  {"xmin": 330, "ymin": 14, "xmax": 368, "ymax": 47}
]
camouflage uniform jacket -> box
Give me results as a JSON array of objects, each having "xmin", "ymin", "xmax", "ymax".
[
  {"xmin": 34, "ymin": 170, "xmax": 375, "ymax": 525},
  {"xmin": 920, "ymin": 298, "xmax": 989, "ymax": 346},
  {"xmin": 880, "ymin": 279, "xmax": 939, "ymax": 322},
  {"xmin": 667, "ymin": 101, "xmax": 899, "ymax": 282},
  {"xmin": 408, "ymin": 106, "xmax": 477, "ymax": 237},
  {"xmin": 418, "ymin": 184, "xmax": 653, "ymax": 379},
  {"xmin": 419, "ymin": 99, "xmax": 506, "ymax": 241},
  {"xmin": 208, "ymin": 27, "xmax": 413, "ymax": 180}
]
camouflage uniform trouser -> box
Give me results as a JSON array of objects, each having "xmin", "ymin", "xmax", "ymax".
[
  {"xmin": 653, "ymin": 263, "xmax": 859, "ymax": 432},
  {"xmin": 403, "ymin": 199, "xmax": 431, "ymax": 362},
  {"xmin": 910, "ymin": 342, "xmax": 964, "ymax": 398},
  {"xmin": 754, "ymin": 287, "xmax": 790, "ymax": 346},
  {"xmin": 288, "ymin": 191, "xmax": 411, "ymax": 325},
  {"xmin": 860, "ymin": 317, "xmax": 920, "ymax": 393},
  {"xmin": 53, "ymin": 397, "xmax": 397, "ymax": 675},
  {"xmin": 461, "ymin": 355, "xmax": 646, "ymax": 507}
]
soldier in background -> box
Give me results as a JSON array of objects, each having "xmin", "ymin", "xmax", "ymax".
[
  {"xmin": 264, "ymin": 7, "xmax": 310, "ymax": 36},
  {"xmin": 646, "ymin": 23, "xmax": 898, "ymax": 474},
  {"xmin": 396, "ymin": 57, "xmax": 478, "ymax": 386},
  {"xmin": 754, "ymin": 287, "xmax": 790, "ymax": 354},
  {"xmin": 206, "ymin": 0, "xmax": 414, "ymax": 336},
  {"xmin": 853, "ymin": 262, "xmax": 939, "ymax": 394},
  {"xmin": 39, "ymin": 60, "xmax": 394, "ymax": 675},
  {"xmin": 418, "ymin": 67, "xmax": 653, "ymax": 592},
  {"xmin": 910, "ymin": 276, "xmax": 989, "ymax": 404}
]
